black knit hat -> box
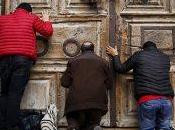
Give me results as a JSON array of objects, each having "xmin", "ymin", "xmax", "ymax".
[{"xmin": 17, "ymin": 3, "xmax": 32, "ymax": 12}]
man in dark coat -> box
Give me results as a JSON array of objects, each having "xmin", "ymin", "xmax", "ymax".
[
  {"xmin": 106, "ymin": 41, "xmax": 174, "ymax": 130},
  {"xmin": 61, "ymin": 41, "xmax": 113, "ymax": 130}
]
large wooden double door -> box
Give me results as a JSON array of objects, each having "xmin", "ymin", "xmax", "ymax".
[{"xmin": 1, "ymin": 0, "xmax": 175, "ymax": 129}]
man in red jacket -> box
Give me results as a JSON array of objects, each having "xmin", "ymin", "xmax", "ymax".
[{"xmin": 0, "ymin": 2, "xmax": 53, "ymax": 130}]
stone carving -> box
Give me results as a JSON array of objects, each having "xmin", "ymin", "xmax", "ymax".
[
  {"xmin": 36, "ymin": 35, "xmax": 49, "ymax": 57},
  {"xmin": 141, "ymin": 27, "xmax": 174, "ymax": 50},
  {"xmin": 129, "ymin": 0, "xmax": 161, "ymax": 5},
  {"xmin": 8, "ymin": 0, "xmax": 57, "ymax": 15},
  {"xmin": 133, "ymin": 0, "xmax": 149, "ymax": 4},
  {"xmin": 172, "ymin": 0, "xmax": 175, "ymax": 12},
  {"xmin": 63, "ymin": 38, "xmax": 81, "ymax": 57},
  {"xmin": 62, "ymin": 0, "xmax": 106, "ymax": 14}
]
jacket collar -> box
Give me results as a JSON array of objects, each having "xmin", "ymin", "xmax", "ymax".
[
  {"xmin": 143, "ymin": 46, "xmax": 158, "ymax": 51},
  {"xmin": 82, "ymin": 50, "xmax": 94, "ymax": 54}
]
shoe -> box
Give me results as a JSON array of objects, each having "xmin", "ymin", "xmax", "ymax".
[
  {"xmin": 67, "ymin": 127, "xmax": 79, "ymax": 130},
  {"xmin": 7, "ymin": 126, "xmax": 19, "ymax": 130},
  {"xmin": 94, "ymin": 126, "xmax": 102, "ymax": 130},
  {"xmin": 0, "ymin": 127, "xmax": 7, "ymax": 130}
]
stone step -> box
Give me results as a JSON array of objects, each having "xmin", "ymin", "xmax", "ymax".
[
  {"xmin": 57, "ymin": 127, "xmax": 138, "ymax": 130},
  {"xmin": 12, "ymin": 126, "xmax": 139, "ymax": 130}
]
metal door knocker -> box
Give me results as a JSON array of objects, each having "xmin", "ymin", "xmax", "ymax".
[
  {"xmin": 63, "ymin": 38, "xmax": 81, "ymax": 57},
  {"xmin": 36, "ymin": 35, "xmax": 49, "ymax": 57}
]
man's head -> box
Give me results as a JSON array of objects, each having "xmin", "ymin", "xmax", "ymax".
[
  {"xmin": 142, "ymin": 41, "xmax": 157, "ymax": 50},
  {"xmin": 17, "ymin": 3, "xmax": 32, "ymax": 12},
  {"xmin": 81, "ymin": 41, "xmax": 94, "ymax": 53}
]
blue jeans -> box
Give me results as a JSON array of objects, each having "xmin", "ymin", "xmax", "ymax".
[
  {"xmin": 0, "ymin": 55, "xmax": 33, "ymax": 129},
  {"xmin": 138, "ymin": 98, "xmax": 173, "ymax": 130}
]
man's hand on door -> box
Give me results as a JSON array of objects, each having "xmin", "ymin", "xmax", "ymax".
[{"xmin": 106, "ymin": 45, "xmax": 118, "ymax": 56}]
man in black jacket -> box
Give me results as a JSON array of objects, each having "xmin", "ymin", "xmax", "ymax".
[{"xmin": 106, "ymin": 41, "xmax": 174, "ymax": 130}]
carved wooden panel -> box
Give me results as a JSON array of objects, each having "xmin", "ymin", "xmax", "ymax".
[
  {"xmin": 128, "ymin": 0, "xmax": 163, "ymax": 5},
  {"xmin": 127, "ymin": 24, "xmax": 175, "ymax": 56},
  {"xmin": 43, "ymin": 20, "xmax": 106, "ymax": 59},
  {"xmin": 171, "ymin": 0, "xmax": 175, "ymax": 13},
  {"xmin": 8, "ymin": 0, "xmax": 57, "ymax": 15},
  {"xmin": 170, "ymin": 71, "xmax": 175, "ymax": 127},
  {"xmin": 20, "ymin": 73, "xmax": 57, "ymax": 110},
  {"xmin": 121, "ymin": 0, "xmax": 168, "ymax": 15},
  {"xmin": 116, "ymin": 74, "xmax": 138, "ymax": 127},
  {"xmin": 141, "ymin": 27, "xmax": 175, "ymax": 54},
  {"xmin": 59, "ymin": 0, "xmax": 107, "ymax": 14},
  {"xmin": 20, "ymin": 62, "xmax": 68, "ymax": 125},
  {"xmin": 21, "ymin": 80, "xmax": 50, "ymax": 110},
  {"xmin": 19, "ymin": 0, "xmax": 50, "ymax": 4}
]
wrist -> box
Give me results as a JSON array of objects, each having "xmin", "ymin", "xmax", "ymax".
[
  {"xmin": 43, "ymin": 19, "xmax": 49, "ymax": 21},
  {"xmin": 43, "ymin": 16, "xmax": 50, "ymax": 21},
  {"xmin": 114, "ymin": 52, "xmax": 118, "ymax": 56},
  {"xmin": 112, "ymin": 54, "xmax": 118, "ymax": 57}
]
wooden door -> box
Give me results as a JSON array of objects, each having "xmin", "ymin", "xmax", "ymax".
[
  {"xmin": 3, "ymin": 0, "xmax": 175, "ymax": 129},
  {"xmin": 116, "ymin": 0, "xmax": 175, "ymax": 128},
  {"xmin": 3, "ymin": 0, "xmax": 112, "ymax": 127}
]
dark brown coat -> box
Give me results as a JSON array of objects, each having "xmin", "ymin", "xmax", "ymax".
[{"xmin": 61, "ymin": 52, "xmax": 113, "ymax": 115}]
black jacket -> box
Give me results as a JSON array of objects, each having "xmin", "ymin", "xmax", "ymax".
[{"xmin": 113, "ymin": 46, "xmax": 174, "ymax": 99}]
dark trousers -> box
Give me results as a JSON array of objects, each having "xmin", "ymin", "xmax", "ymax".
[
  {"xmin": 66, "ymin": 109, "xmax": 103, "ymax": 130},
  {"xmin": 0, "ymin": 55, "xmax": 32, "ymax": 129}
]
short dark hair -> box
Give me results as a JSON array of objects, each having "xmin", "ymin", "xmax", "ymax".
[
  {"xmin": 142, "ymin": 41, "xmax": 157, "ymax": 49},
  {"xmin": 81, "ymin": 41, "xmax": 94, "ymax": 53},
  {"xmin": 17, "ymin": 3, "xmax": 32, "ymax": 12}
]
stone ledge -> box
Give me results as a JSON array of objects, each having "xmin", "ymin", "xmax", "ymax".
[{"xmin": 57, "ymin": 127, "xmax": 138, "ymax": 130}]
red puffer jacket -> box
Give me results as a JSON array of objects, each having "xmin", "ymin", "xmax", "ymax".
[{"xmin": 0, "ymin": 8, "xmax": 53, "ymax": 60}]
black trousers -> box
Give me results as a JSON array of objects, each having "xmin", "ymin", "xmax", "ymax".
[
  {"xmin": 0, "ymin": 55, "xmax": 32, "ymax": 129},
  {"xmin": 66, "ymin": 109, "xmax": 103, "ymax": 130}
]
